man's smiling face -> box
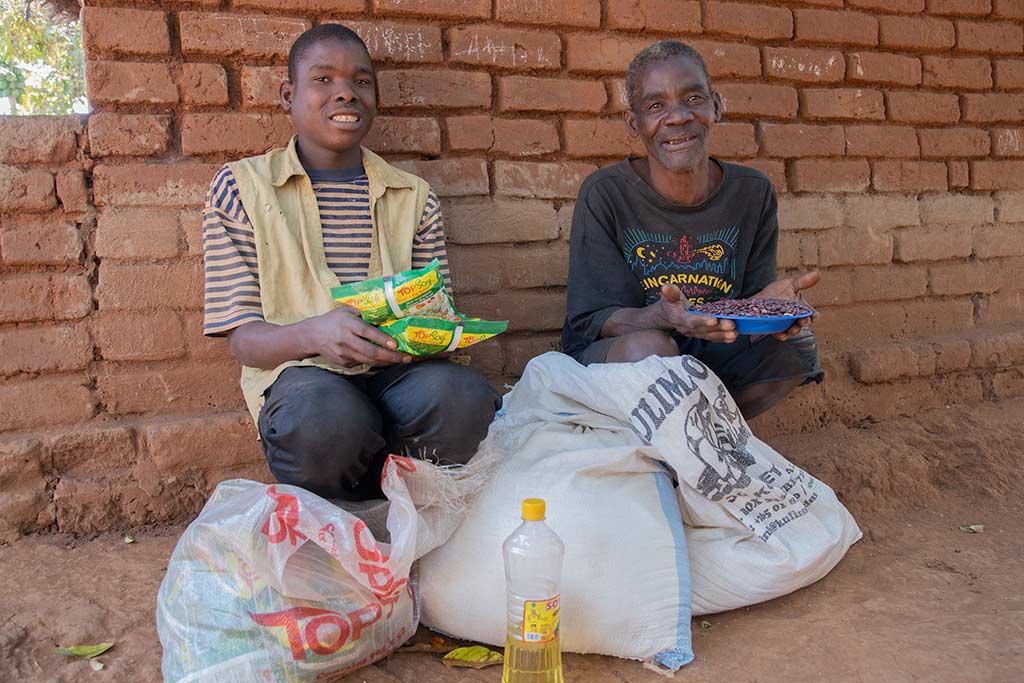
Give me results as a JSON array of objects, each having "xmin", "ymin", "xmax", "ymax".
[
  {"xmin": 626, "ymin": 55, "xmax": 722, "ymax": 174},
  {"xmin": 281, "ymin": 39, "xmax": 377, "ymax": 166}
]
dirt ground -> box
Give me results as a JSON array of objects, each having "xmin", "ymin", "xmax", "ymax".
[{"xmin": 2, "ymin": 398, "xmax": 1023, "ymax": 683}]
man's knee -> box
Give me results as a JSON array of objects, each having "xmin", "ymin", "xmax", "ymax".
[{"xmin": 606, "ymin": 330, "xmax": 680, "ymax": 363}]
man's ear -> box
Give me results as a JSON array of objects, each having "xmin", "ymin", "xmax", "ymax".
[
  {"xmin": 280, "ymin": 81, "xmax": 293, "ymax": 112},
  {"xmin": 711, "ymin": 91, "xmax": 723, "ymax": 123},
  {"xmin": 624, "ymin": 108, "xmax": 639, "ymax": 138}
]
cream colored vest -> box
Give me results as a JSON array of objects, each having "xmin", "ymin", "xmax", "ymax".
[{"xmin": 227, "ymin": 137, "xmax": 429, "ymax": 424}]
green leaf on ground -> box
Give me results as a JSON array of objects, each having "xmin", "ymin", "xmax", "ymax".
[
  {"xmin": 442, "ymin": 645, "xmax": 503, "ymax": 669},
  {"xmin": 54, "ymin": 643, "xmax": 114, "ymax": 658},
  {"xmin": 959, "ymin": 524, "xmax": 985, "ymax": 534}
]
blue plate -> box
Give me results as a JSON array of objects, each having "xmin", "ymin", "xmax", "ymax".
[{"xmin": 689, "ymin": 310, "xmax": 814, "ymax": 335}]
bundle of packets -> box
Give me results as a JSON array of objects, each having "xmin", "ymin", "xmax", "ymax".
[{"xmin": 331, "ymin": 259, "xmax": 508, "ymax": 356}]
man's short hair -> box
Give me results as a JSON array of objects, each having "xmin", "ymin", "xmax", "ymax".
[
  {"xmin": 626, "ymin": 40, "xmax": 711, "ymax": 111},
  {"xmin": 287, "ymin": 23, "xmax": 371, "ymax": 83}
]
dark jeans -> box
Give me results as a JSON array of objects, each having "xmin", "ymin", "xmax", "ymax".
[{"xmin": 258, "ymin": 361, "xmax": 501, "ymax": 501}]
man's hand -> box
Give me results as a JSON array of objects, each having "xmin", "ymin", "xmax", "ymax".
[
  {"xmin": 657, "ymin": 284, "xmax": 739, "ymax": 344},
  {"xmin": 753, "ymin": 269, "xmax": 820, "ymax": 341},
  {"xmin": 301, "ymin": 306, "xmax": 412, "ymax": 367}
]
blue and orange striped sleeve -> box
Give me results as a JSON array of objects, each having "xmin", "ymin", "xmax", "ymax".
[{"xmin": 411, "ymin": 189, "xmax": 452, "ymax": 294}]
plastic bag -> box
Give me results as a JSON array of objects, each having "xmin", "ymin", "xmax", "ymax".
[
  {"xmin": 157, "ymin": 455, "xmax": 463, "ymax": 682},
  {"xmin": 331, "ymin": 258, "xmax": 456, "ymax": 324},
  {"xmin": 379, "ymin": 316, "xmax": 508, "ymax": 356}
]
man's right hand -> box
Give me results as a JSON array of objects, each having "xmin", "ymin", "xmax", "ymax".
[
  {"xmin": 657, "ymin": 284, "xmax": 739, "ymax": 344},
  {"xmin": 301, "ymin": 306, "xmax": 412, "ymax": 367}
]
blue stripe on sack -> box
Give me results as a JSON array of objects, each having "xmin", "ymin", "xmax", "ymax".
[{"xmin": 652, "ymin": 469, "xmax": 694, "ymax": 670}]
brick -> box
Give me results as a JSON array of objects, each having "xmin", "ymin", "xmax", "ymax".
[
  {"xmin": 490, "ymin": 119, "xmax": 561, "ymax": 157},
  {"xmin": 96, "ymin": 261, "xmax": 203, "ymax": 311},
  {"xmin": 956, "ymin": 20, "xmax": 1024, "ymax": 54},
  {"xmin": 82, "ymin": 7, "xmax": 168, "ymax": 57},
  {"xmin": 791, "ymin": 160, "xmax": 871, "ymax": 192},
  {"xmin": 0, "ymin": 325, "xmax": 92, "ymax": 376},
  {"xmin": 444, "ymin": 198, "xmax": 559, "ymax": 244},
  {"xmin": 504, "ymin": 334, "xmax": 563, "ymax": 377},
  {"xmin": 391, "ymin": 159, "xmax": 489, "ymax": 196},
  {"xmin": 182, "ymin": 113, "xmax": 294, "ymax": 156},
  {"xmin": 851, "ymin": 264, "xmax": 928, "ymax": 301},
  {"xmin": 974, "ymin": 223, "xmax": 1024, "ymax": 258},
  {"xmin": 887, "ymin": 92, "xmax": 960, "ymax": 124},
  {"xmin": 765, "ymin": 48, "xmax": 845, "ymax": 83},
  {"xmin": 817, "ymin": 227, "xmax": 893, "ymax": 265},
  {"xmin": 56, "ymin": 170, "xmax": 89, "ymax": 213},
  {"xmin": 851, "ymin": 344, "xmax": 918, "ymax": 383},
  {"xmin": 457, "ymin": 290, "xmax": 565, "ymax": 331},
  {"xmin": 920, "ymin": 194, "xmax": 995, "ymax": 224},
  {"xmin": 88, "ymin": 114, "xmax": 171, "ymax": 157},
  {"xmin": 708, "ymin": 122, "xmax": 758, "ymax": 159},
  {"xmin": 142, "ymin": 412, "xmax": 260, "ymax": 474},
  {"xmin": 449, "ymin": 25, "xmax": 560, "ymax": 70},
  {"xmin": 705, "ymin": 2, "xmax": 793, "ymax": 40},
  {"xmin": 92, "ymin": 163, "xmax": 221, "ymax": 207},
  {"xmin": 744, "ymin": 159, "xmax": 788, "ymax": 194},
  {"xmin": 972, "ymin": 161, "xmax": 1024, "ymax": 189},
  {"xmin": 0, "ymin": 117, "xmax": 80, "ymax": 165},
  {"xmin": 0, "ymin": 274, "xmax": 52, "ymax": 323},
  {"xmin": 373, "ymin": 0, "xmax": 489, "ymax": 19},
  {"xmin": 0, "ymin": 218, "xmax": 82, "ymax": 265},
  {"xmin": 878, "ymin": 15, "xmax": 956, "ymax": 50},
  {"xmin": 43, "ymin": 425, "xmax": 135, "ymax": 478},
  {"xmin": 845, "ymin": 194, "xmax": 921, "ymax": 229},
  {"xmin": 238, "ymin": 0, "xmax": 364, "ymax": 10},
  {"xmin": 849, "ymin": 0, "xmax": 925, "ymax": 12},
  {"xmin": 777, "ymin": 195, "xmax": 844, "ymax": 231},
  {"xmin": 760, "ymin": 124, "xmax": 845, "ymax": 158},
  {"xmin": 93, "ymin": 311, "xmax": 185, "ymax": 362},
  {"xmin": 180, "ymin": 63, "xmax": 229, "ymax": 108},
  {"xmin": 564, "ymin": 119, "xmax": 641, "ymax": 158},
  {"xmin": 568, "ymin": 34, "xmax": 661, "ymax": 75},
  {"xmin": 994, "ymin": 60, "xmax": 1024, "ymax": 89},
  {"xmin": 606, "ymin": 0, "xmax": 701, "ymax": 32},
  {"xmin": 364, "ymin": 117, "xmax": 441, "ymax": 155},
  {"xmin": 241, "ymin": 66, "xmax": 289, "ymax": 110},
  {"xmin": 929, "ymin": 260, "xmax": 1005, "ymax": 295},
  {"xmin": 949, "ymin": 160, "xmax": 970, "ymax": 188},
  {"xmin": 996, "ymin": 191, "xmax": 1024, "ymax": 221},
  {"xmin": 495, "ymin": 0, "xmax": 601, "ymax": 28},
  {"xmin": 994, "ymin": 0, "xmax": 1024, "ymax": 18},
  {"xmin": 717, "ymin": 84, "xmax": 798, "ymax": 119},
  {"xmin": 873, "ymin": 161, "xmax": 948, "ymax": 192},
  {"xmin": 180, "ymin": 13, "xmax": 310, "ymax": 59},
  {"xmin": 801, "ymin": 88, "xmax": 884, "ymax": 120},
  {"xmin": 993, "ymin": 369, "xmax": 1024, "ymax": 399},
  {"xmin": 0, "ymin": 167, "xmax": 55, "ymax": 212},
  {"xmin": 181, "ymin": 311, "xmax": 234, "ymax": 362},
  {"xmin": 499, "ymin": 76, "xmax": 606, "ymax": 113},
  {"xmin": 343, "ymin": 20, "xmax": 442, "ymax": 64},
  {"xmin": 926, "ymin": 0, "xmax": 992, "ymax": 16},
  {"xmin": 85, "ymin": 61, "xmax": 177, "ymax": 106},
  {"xmin": 931, "ymin": 337, "xmax": 973, "ymax": 374},
  {"xmin": 184, "ymin": 207, "xmax": 208, "ymax": 257},
  {"xmin": 0, "ymin": 439, "xmax": 51, "ymax": 542},
  {"xmin": 978, "ymin": 288, "xmax": 1024, "ymax": 325},
  {"xmin": 892, "ymin": 227, "xmax": 970, "ymax": 264},
  {"xmin": 446, "ymin": 115, "xmax": 493, "ymax": 151},
  {"xmin": 495, "ymin": 161, "xmax": 598, "ymax": 199},
  {"xmin": 794, "ymin": 9, "xmax": 878, "ymax": 47},
  {"xmin": 846, "ymin": 52, "xmax": 922, "ymax": 86},
  {"xmin": 446, "ymin": 243, "xmax": 569, "ymax": 293},
  {"xmin": 688, "ymin": 41, "xmax": 762, "ymax": 79},
  {"xmin": 963, "ymin": 94, "xmax": 1024, "ymax": 123},
  {"xmin": 777, "ymin": 232, "xmax": 816, "ymax": 268},
  {"xmin": 918, "ymin": 128, "xmax": 991, "ymax": 158},
  {"xmin": 96, "ymin": 208, "xmax": 179, "ymax": 260},
  {"xmin": 378, "ymin": 69, "xmax": 491, "ymax": 109},
  {"xmin": 52, "ymin": 275, "xmax": 94, "ymax": 320},
  {"xmin": 922, "ymin": 56, "xmax": 992, "ymax": 90},
  {"xmin": 95, "ymin": 361, "xmax": 243, "ymax": 415},
  {"xmin": 844, "ymin": 125, "xmax": 920, "ymax": 158},
  {"xmin": 0, "ymin": 375, "xmax": 94, "ymax": 432}
]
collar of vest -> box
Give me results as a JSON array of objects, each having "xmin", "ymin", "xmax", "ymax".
[{"xmin": 268, "ymin": 136, "xmax": 418, "ymax": 190}]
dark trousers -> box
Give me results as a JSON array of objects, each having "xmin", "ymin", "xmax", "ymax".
[{"xmin": 258, "ymin": 360, "xmax": 502, "ymax": 501}]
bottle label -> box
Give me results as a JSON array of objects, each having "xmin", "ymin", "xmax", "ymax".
[{"xmin": 522, "ymin": 595, "xmax": 560, "ymax": 644}]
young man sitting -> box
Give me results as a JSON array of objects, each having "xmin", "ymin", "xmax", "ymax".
[
  {"xmin": 562, "ymin": 40, "xmax": 823, "ymax": 419},
  {"xmin": 202, "ymin": 24, "xmax": 501, "ymax": 501}
]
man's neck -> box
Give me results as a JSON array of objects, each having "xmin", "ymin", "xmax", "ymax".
[
  {"xmin": 636, "ymin": 156, "xmax": 721, "ymax": 205},
  {"xmin": 294, "ymin": 137, "xmax": 362, "ymax": 172}
]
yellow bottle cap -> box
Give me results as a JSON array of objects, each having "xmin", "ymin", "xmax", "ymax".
[{"xmin": 522, "ymin": 498, "xmax": 545, "ymax": 521}]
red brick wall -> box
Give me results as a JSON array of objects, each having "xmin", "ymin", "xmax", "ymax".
[{"xmin": 2, "ymin": 0, "xmax": 1024, "ymax": 537}]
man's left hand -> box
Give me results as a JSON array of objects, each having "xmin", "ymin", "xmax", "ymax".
[{"xmin": 753, "ymin": 269, "xmax": 820, "ymax": 341}]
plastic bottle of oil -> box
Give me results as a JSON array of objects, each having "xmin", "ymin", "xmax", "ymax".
[{"xmin": 502, "ymin": 498, "xmax": 565, "ymax": 683}]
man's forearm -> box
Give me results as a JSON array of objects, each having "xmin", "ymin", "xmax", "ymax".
[
  {"xmin": 600, "ymin": 303, "xmax": 669, "ymax": 338},
  {"xmin": 227, "ymin": 320, "xmax": 316, "ymax": 370}
]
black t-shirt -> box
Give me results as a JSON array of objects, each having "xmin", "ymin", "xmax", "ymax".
[{"xmin": 562, "ymin": 157, "xmax": 779, "ymax": 356}]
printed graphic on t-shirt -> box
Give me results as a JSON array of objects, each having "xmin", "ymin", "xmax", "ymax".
[{"xmin": 622, "ymin": 226, "xmax": 739, "ymax": 305}]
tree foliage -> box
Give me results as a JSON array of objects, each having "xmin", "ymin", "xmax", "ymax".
[{"xmin": 0, "ymin": 0, "xmax": 85, "ymax": 114}]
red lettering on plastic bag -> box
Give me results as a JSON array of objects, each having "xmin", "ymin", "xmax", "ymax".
[
  {"xmin": 352, "ymin": 519, "xmax": 409, "ymax": 617},
  {"xmin": 262, "ymin": 486, "xmax": 308, "ymax": 546},
  {"xmin": 250, "ymin": 603, "xmax": 385, "ymax": 661}
]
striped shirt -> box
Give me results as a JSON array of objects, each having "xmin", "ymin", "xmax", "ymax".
[{"xmin": 202, "ymin": 164, "xmax": 451, "ymax": 337}]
